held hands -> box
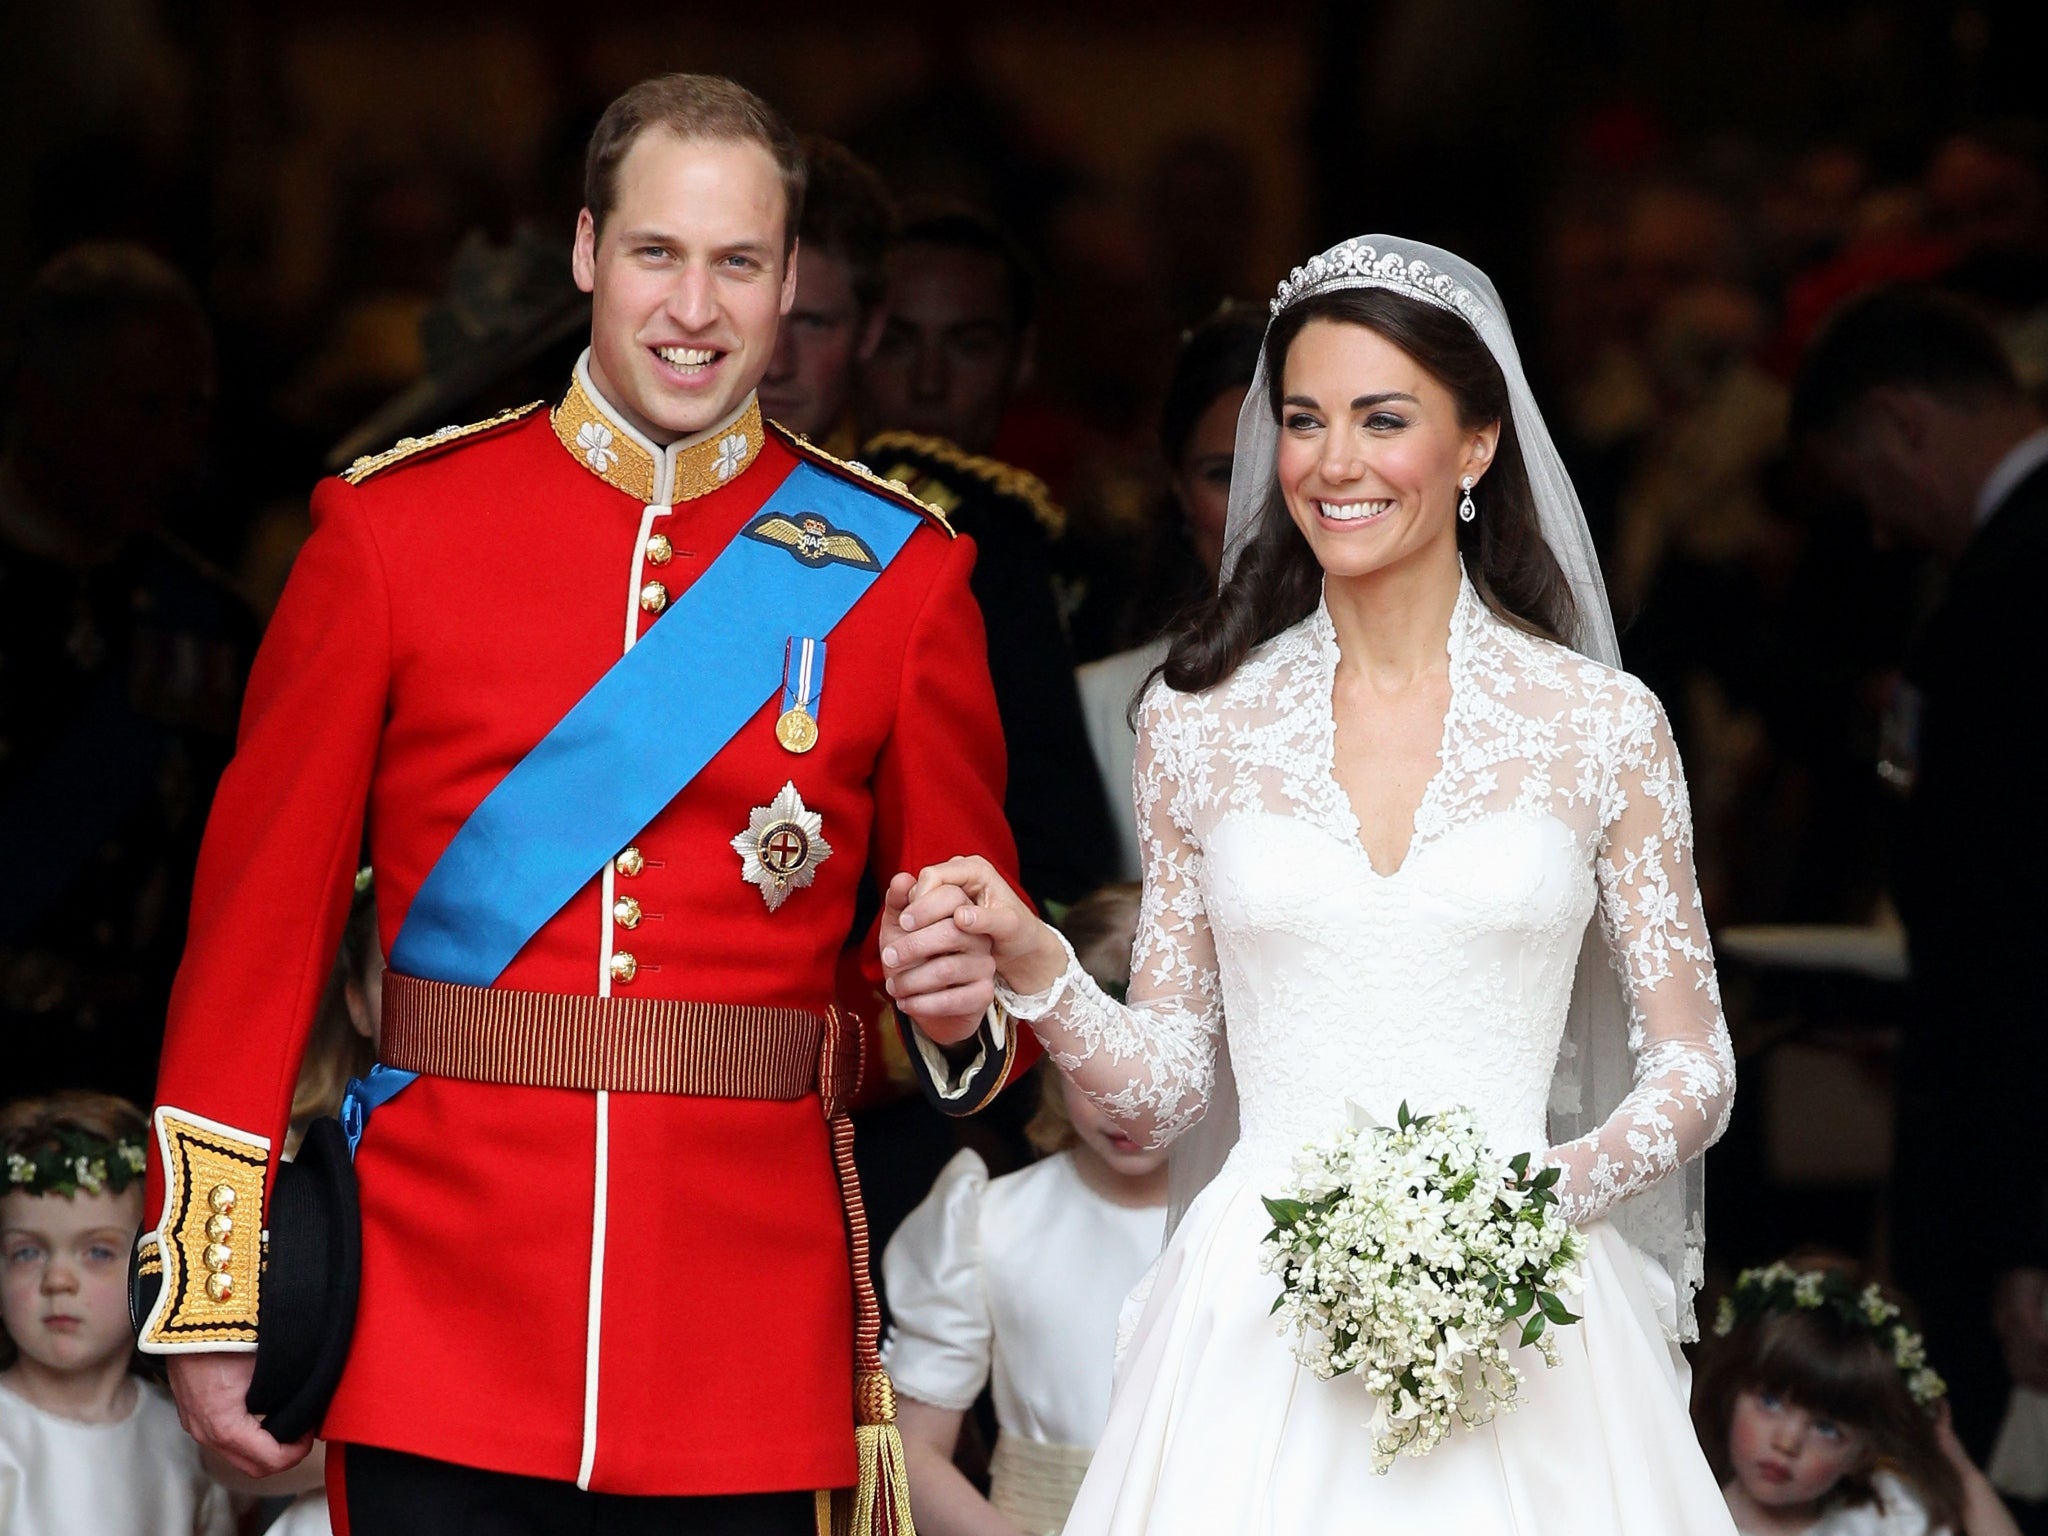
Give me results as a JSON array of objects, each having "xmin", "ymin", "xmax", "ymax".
[
  {"xmin": 880, "ymin": 857, "xmax": 1065, "ymax": 1045},
  {"xmin": 167, "ymin": 1351, "xmax": 314, "ymax": 1479}
]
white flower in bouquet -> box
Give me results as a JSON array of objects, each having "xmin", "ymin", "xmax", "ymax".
[{"xmin": 1259, "ymin": 1102, "xmax": 1586, "ymax": 1472}]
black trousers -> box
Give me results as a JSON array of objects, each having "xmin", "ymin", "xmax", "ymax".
[{"xmin": 335, "ymin": 1444, "xmax": 817, "ymax": 1536}]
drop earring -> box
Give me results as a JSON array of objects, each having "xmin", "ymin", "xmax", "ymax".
[{"xmin": 1459, "ymin": 475, "xmax": 1477, "ymax": 523}]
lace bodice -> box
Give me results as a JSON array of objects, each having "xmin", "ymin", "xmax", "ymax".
[{"xmin": 1002, "ymin": 578, "xmax": 1734, "ymax": 1225}]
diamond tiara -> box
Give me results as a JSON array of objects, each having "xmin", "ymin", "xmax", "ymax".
[{"xmin": 1271, "ymin": 240, "xmax": 1489, "ymax": 329}]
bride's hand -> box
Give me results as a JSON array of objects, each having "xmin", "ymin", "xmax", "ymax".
[{"xmin": 889, "ymin": 856, "xmax": 1070, "ymax": 1001}]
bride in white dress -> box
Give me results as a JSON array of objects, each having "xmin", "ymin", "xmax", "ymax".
[{"xmin": 883, "ymin": 236, "xmax": 1738, "ymax": 1533}]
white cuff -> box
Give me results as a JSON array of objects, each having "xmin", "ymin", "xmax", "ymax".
[
  {"xmin": 909, "ymin": 1004, "xmax": 1008, "ymax": 1101},
  {"xmin": 993, "ymin": 928, "xmax": 1081, "ymax": 1020}
]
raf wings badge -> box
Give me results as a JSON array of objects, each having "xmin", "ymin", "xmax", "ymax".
[
  {"xmin": 732, "ymin": 780, "xmax": 833, "ymax": 911},
  {"xmin": 742, "ymin": 510, "xmax": 882, "ymax": 571}
]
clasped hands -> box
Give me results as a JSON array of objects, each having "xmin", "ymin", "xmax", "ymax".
[{"xmin": 880, "ymin": 856, "xmax": 1066, "ymax": 1044}]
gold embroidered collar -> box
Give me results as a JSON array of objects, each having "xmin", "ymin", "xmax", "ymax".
[{"xmin": 551, "ymin": 351, "xmax": 765, "ymax": 505}]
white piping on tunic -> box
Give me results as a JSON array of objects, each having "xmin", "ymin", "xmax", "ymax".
[{"xmin": 577, "ymin": 482, "xmax": 674, "ymax": 1489}]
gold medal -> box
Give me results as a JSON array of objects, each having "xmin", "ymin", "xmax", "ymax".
[
  {"xmin": 777, "ymin": 637, "xmax": 826, "ymax": 755},
  {"xmin": 775, "ymin": 707, "xmax": 819, "ymax": 754}
]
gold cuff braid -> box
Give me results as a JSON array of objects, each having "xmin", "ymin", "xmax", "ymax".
[{"xmin": 136, "ymin": 1108, "xmax": 269, "ymax": 1353}]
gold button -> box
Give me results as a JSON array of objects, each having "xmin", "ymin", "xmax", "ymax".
[
  {"xmin": 645, "ymin": 533, "xmax": 672, "ymax": 566},
  {"xmin": 203, "ymin": 1243, "xmax": 234, "ymax": 1272},
  {"xmin": 639, "ymin": 581, "xmax": 668, "ymax": 613},
  {"xmin": 609, "ymin": 950, "xmax": 638, "ymax": 984},
  {"xmin": 207, "ymin": 1183, "xmax": 236, "ymax": 1214},
  {"xmin": 205, "ymin": 1272, "xmax": 234, "ymax": 1303},
  {"xmin": 206, "ymin": 1213, "xmax": 233, "ymax": 1242},
  {"xmin": 612, "ymin": 896, "xmax": 642, "ymax": 929},
  {"xmin": 615, "ymin": 847, "xmax": 644, "ymax": 878}
]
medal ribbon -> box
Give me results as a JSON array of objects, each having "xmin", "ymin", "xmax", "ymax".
[{"xmin": 782, "ymin": 637, "xmax": 825, "ymax": 724}]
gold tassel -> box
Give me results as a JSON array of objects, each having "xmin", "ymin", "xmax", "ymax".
[
  {"xmin": 817, "ymin": 1021, "xmax": 918, "ymax": 1536},
  {"xmin": 823, "ymin": 1371, "xmax": 916, "ymax": 1536}
]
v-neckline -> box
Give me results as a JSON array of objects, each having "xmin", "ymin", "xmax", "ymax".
[{"xmin": 1318, "ymin": 577, "xmax": 1471, "ymax": 880}]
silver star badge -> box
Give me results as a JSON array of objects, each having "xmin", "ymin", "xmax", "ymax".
[{"xmin": 731, "ymin": 780, "xmax": 833, "ymax": 911}]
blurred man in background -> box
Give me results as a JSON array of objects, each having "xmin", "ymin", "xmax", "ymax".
[
  {"xmin": 855, "ymin": 205, "xmax": 1111, "ymax": 907},
  {"xmin": 758, "ymin": 136, "xmax": 895, "ymax": 455},
  {"xmin": 858, "ymin": 205, "xmax": 1034, "ymax": 458},
  {"xmin": 1793, "ymin": 286, "xmax": 2048, "ymax": 1468},
  {"xmin": 0, "ymin": 242, "xmax": 254, "ymax": 1109}
]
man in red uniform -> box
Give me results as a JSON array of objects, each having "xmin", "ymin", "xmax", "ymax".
[{"xmin": 138, "ymin": 75, "xmax": 1027, "ymax": 1534}]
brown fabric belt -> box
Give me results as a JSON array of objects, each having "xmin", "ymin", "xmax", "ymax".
[
  {"xmin": 374, "ymin": 971, "xmax": 905, "ymax": 1534},
  {"xmin": 380, "ymin": 971, "xmax": 832, "ymax": 1100}
]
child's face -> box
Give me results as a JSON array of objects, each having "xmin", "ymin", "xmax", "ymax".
[
  {"xmin": 1728, "ymin": 1388, "xmax": 1870, "ymax": 1509},
  {"xmin": 1, "ymin": 1187, "xmax": 142, "ymax": 1375},
  {"xmin": 1059, "ymin": 1072, "xmax": 1169, "ymax": 1180}
]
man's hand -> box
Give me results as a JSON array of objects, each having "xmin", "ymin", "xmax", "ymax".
[
  {"xmin": 167, "ymin": 1352, "xmax": 314, "ymax": 1479},
  {"xmin": 880, "ymin": 871, "xmax": 997, "ymax": 1045},
  {"xmin": 1994, "ymin": 1267, "xmax": 2048, "ymax": 1390},
  {"xmin": 881, "ymin": 855, "xmax": 1070, "ymax": 1043}
]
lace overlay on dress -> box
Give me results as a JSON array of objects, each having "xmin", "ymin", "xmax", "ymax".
[{"xmin": 999, "ymin": 577, "xmax": 1734, "ymax": 1229}]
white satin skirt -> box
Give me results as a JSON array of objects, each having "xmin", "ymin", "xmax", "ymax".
[{"xmin": 1063, "ymin": 1169, "xmax": 1738, "ymax": 1535}]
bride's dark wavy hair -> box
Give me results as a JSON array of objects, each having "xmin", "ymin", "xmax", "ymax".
[{"xmin": 1157, "ymin": 286, "xmax": 1576, "ymax": 697}]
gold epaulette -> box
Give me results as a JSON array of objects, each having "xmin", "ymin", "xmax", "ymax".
[
  {"xmin": 135, "ymin": 1108, "xmax": 270, "ymax": 1354},
  {"xmin": 861, "ymin": 430, "xmax": 1067, "ymax": 541},
  {"xmin": 764, "ymin": 419, "xmax": 955, "ymax": 538},
  {"xmin": 341, "ymin": 400, "xmax": 546, "ymax": 486}
]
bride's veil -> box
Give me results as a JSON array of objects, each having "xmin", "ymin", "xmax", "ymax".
[{"xmin": 1170, "ymin": 236, "xmax": 1705, "ymax": 1341}]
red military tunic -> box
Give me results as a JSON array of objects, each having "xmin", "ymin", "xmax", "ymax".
[{"xmin": 140, "ymin": 356, "xmax": 1031, "ymax": 1495}]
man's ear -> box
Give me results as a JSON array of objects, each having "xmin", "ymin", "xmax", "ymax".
[
  {"xmin": 857, "ymin": 302, "xmax": 889, "ymax": 364},
  {"xmin": 571, "ymin": 208, "xmax": 599, "ymax": 296},
  {"xmin": 779, "ymin": 237, "xmax": 801, "ymax": 317}
]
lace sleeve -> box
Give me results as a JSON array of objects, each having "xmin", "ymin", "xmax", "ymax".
[
  {"xmin": 995, "ymin": 686, "xmax": 1224, "ymax": 1149},
  {"xmin": 1544, "ymin": 684, "xmax": 1735, "ymax": 1223}
]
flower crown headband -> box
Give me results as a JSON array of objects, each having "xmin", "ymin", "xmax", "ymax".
[
  {"xmin": 5, "ymin": 1126, "xmax": 148, "ymax": 1199},
  {"xmin": 1715, "ymin": 1262, "xmax": 1947, "ymax": 1410},
  {"xmin": 1270, "ymin": 239, "xmax": 1491, "ymax": 331}
]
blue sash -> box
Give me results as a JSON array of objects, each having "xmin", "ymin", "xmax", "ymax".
[
  {"xmin": 389, "ymin": 459, "xmax": 919, "ymax": 987},
  {"xmin": 346, "ymin": 461, "xmax": 919, "ymax": 1152}
]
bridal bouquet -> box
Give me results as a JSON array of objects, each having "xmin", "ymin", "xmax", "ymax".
[{"xmin": 1259, "ymin": 1103, "xmax": 1585, "ymax": 1471}]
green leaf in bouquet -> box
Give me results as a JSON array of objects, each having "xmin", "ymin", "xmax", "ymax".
[
  {"xmin": 1263, "ymin": 1195, "xmax": 1309, "ymax": 1229},
  {"xmin": 1505, "ymin": 1284, "xmax": 1534, "ymax": 1317},
  {"xmin": 1538, "ymin": 1290, "xmax": 1580, "ymax": 1326},
  {"xmin": 1396, "ymin": 1101, "xmax": 1413, "ymax": 1130},
  {"xmin": 1508, "ymin": 1150, "xmax": 1532, "ymax": 1179},
  {"xmin": 1520, "ymin": 1313, "xmax": 1549, "ymax": 1349},
  {"xmin": 1532, "ymin": 1165, "xmax": 1561, "ymax": 1191}
]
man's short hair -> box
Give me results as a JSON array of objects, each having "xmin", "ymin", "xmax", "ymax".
[
  {"xmin": 798, "ymin": 136, "xmax": 897, "ymax": 315},
  {"xmin": 583, "ymin": 74, "xmax": 806, "ymax": 247},
  {"xmin": 1790, "ymin": 285, "xmax": 2022, "ymax": 443},
  {"xmin": 3, "ymin": 241, "xmax": 210, "ymax": 408},
  {"xmin": 895, "ymin": 203, "xmax": 1036, "ymax": 333}
]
